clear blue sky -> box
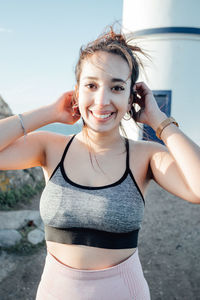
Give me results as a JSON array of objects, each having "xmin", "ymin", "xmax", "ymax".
[{"xmin": 0, "ymin": 0, "xmax": 123, "ymax": 114}]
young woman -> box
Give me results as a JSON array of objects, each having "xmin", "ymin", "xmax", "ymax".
[{"xmin": 0, "ymin": 28, "xmax": 200, "ymax": 300}]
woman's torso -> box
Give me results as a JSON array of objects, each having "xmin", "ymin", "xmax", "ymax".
[{"xmin": 41, "ymin": 132, "xmax": 152, "ymax": 270}]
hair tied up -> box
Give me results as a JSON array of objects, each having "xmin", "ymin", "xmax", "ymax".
[{"xmin": 103, "ymin": 26, "xmax": 129, "ymax": 47}]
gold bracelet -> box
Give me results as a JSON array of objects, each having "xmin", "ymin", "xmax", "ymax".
[{"xmin": 156, "ymin": 117, "xmax": 179, "ymax": 139}]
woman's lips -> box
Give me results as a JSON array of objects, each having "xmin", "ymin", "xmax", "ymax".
[{"xmin": 89, "ymin": 110, "xmax": 116, "ymax": 121}]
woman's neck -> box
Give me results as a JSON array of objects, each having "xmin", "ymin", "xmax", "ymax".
[{"xmin": 78, "ymin": 127, "xmax": 125, "ymax": 153}]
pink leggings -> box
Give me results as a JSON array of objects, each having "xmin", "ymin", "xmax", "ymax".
[{"xmin": 36, "ymin": 249, "xmax": 150, "ymax": 300}]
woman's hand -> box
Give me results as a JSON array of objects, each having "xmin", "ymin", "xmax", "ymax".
[
  {"xmin": 133, "ymin": 82, "xmax": 167, "ymax": 130},
  {"xmin": 50, "ymin": 91, "xmax": 81, "ymax": 125}
]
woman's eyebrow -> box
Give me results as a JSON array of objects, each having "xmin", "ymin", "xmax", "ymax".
[
  {"xmin": 83, "ymin": 76, "xmax": 127, "ymax": 84},
  {"xmin": 111, "ymin": 78, "xmax": 127, "ymax": 84}
]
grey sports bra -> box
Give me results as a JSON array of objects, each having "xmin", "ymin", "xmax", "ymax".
[{"xmin": 40, "ymin": 134, "xmax": 145, "ymax": 249}]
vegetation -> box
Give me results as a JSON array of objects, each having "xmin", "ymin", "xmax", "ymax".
[{"xmin": 0, "ymin": 180, "xmax": 45, "ymax": 210}]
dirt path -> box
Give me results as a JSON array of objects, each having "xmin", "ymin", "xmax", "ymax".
[{"xmin": 0, "ymin": 181, "xmax": 200, "ymax": 300}]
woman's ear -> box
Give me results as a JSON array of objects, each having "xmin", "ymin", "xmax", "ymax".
[
  {"xmin": 71, "ymin": 86, "xmax": 81, "ymax": 117},
  {"xmin": 75, "ymin": 84, "xmax": 79, "ymax": 100}
]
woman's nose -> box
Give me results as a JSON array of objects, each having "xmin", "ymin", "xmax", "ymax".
[{"xmin": 94, "ymin": 88, "xmax": 110, "ymax": 106}]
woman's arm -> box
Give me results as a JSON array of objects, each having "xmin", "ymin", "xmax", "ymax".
[
  {"xmin": 134, "ymin": 82, "xmax": 200, "ymax": 204},
  {"xmin": 0, "ymin": 105, "xmax": 56, "ymax": 152},
  {"xmin": 0, "ymin": 91, "xmax": 80, "ymax": 170}
]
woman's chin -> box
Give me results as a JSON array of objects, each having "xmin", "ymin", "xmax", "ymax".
[{"xmin": 82, "ymin": 122, "xmax": 120, "ymax": 135}]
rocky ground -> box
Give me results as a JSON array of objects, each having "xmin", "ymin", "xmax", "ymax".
[{"xmin": 0, "ymin": 181, "xmax": 200, "ymax": 300}]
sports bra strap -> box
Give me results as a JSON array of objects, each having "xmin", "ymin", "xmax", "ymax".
[
  {"xmin": 125, "ymin": 138, "xmax": 130, "ymax": 170},
  {"xmin": 60, "ymin": 134, "xmax": 129, "ymax": 169},
  {"xmin": 60, "ymin": 134, "xmax": 76, "ymax": 164}
]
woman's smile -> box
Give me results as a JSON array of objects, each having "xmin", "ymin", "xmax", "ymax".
[{"xmin": 88, "ymin": 109, "xmax": 116, "ymax": 122}]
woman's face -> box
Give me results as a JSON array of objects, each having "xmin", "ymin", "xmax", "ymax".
[{"xmin": 78, "ymin": 51, "xmax": 131, "ymax": 134}]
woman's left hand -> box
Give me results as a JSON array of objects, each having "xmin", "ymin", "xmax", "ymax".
[{"xmin": 133, "ymin": 82, "xmax": 167, "ymax": 130}]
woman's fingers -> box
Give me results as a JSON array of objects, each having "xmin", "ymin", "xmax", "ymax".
[
  {"xmin": 63, "ymin": 91, "xmax": 75, "ymax": 108},
  {"xmin": 134, "ymin": 82, "xmax": 152, "ymax": 98},
  {"xmin": 133, "ymin": 92, "xmax": 145, "ymax": 109},
  {"xmin": 52, "ymin": 90, "xmax": 81, "ymax": 124}
]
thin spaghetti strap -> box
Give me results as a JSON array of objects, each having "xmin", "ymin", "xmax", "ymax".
[
  {"xmin": 125, "ymin": 138, "xmax": 129, "ymax": 170},
  {"xmin": 125, "ymin": 137, "xmax": 145, "ymax": 204},
  {"xmin": 48, "ymin": 134, "xmax": 76, "ymax": 181},
  {"xmin": 60, "ymin": 134, "xmax": 76, "ymax": 164}
]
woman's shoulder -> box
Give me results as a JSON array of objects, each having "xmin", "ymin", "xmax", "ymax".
[
  {"xmin": 43, "ymin": 130, "xmax": 74, "ymax": 155},
  {"xmin": 36, "ymin": 130, "xmax": 72, "ymax": 159},
  {"xmin": 125, "ymin": 139, "xmax": 156, "ymax": 195},
  {"xmin": 40, "ymin": 131, "xmax": 74, "ymax": 178},
  {"xmin": 37, "ymin": 131, "xmax": 72, "ymax": 167},
  {"xmin": 127, "ymin": 138, "xmax": 169, "ymax": 186},
  {"xmin": 128, "ymin": 138, "xmax": 168, "ymax": 157}
]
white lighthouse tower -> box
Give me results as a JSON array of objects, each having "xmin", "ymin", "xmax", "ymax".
[{"xmin": 122, "ymin": 0, "xmax": 200, "ymax": 145}]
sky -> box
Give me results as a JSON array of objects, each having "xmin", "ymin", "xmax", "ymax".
[{"xmin": 0, "ymin": 0, "xmax": 123, "ymax": 114}]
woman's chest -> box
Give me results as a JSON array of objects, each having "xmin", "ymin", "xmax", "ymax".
[{"xmin": 40, "ymin": 170, "xmax": 144, "ymax": 233}]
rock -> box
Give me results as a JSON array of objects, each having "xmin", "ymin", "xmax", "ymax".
[
  {"xmin": 0, "ymin": 167, "xmax": 44, "ymax": 193},
  {"xmin": 0, "ymin": 210, "xmax": 42, "ymax": 230},
  {"xmin": 0, "ymin": 97, "xmax": 45, "ymax": 208},
  {"xmin": 27, "ymin": 229, "xmax": 44, "ymax": 245},
  {"xmin": 34, "ymin": 218, "xmax": 44, "ymax": 232},
  {"xmin": 0, "ymin": 95, "xmax": 13, "ymax": 119},
  {"xmin": 0, "ymin": 251, "xmax": 17, "ymax": 282},
  {"xmin": 4, "ymin": 170, "xmax": 31, "ymax": 189},
  {"xmin": 28, "ymin": 167, "xmax": 45, "ymax": 184},
  {"xmin": 0, "ymin": 229, "xmax": 22, "ymax": 247}
]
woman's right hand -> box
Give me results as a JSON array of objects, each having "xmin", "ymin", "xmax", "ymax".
[{"xmin": 50, "ymin": 91, "xmax": 81, "ymax": 125}]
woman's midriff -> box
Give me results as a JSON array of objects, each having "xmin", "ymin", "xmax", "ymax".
[{"xmin": 46, "ymin": 241, "xmax": 136, "ymax": 270}]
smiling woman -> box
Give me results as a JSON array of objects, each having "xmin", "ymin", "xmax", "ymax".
[
  {"xmin": 78, "ymin": 52, "xmax": 131, "ymax": 133},
  {"xmin": 0, "ymin": 26, "xmax": 200, "ymax": 300}
]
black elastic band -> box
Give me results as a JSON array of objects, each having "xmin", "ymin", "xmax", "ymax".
[
  {"xmin": 45, "ymin": 225, "xmax": 139, "ymax": 249},
  {"xmin": 60, "ymin": 134, "xmax": 76, "ymax": 164},
  {"xmin": 124, "ymin": 138, "xmax": 145, "ymax": 204},
  {"xmin": 125, "ymin": 138, "xmax": 130, "ymax": 170},
  {"xmin": 48, "ymin": 134, "xmax": 76, "ymax": 181}
]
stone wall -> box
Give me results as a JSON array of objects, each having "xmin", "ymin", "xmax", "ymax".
[{"xmin": 0, "ymin": 95, "xmax": 44, "ymax": 209}]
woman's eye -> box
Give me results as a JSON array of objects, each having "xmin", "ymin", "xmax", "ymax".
[
  {"xmin": 86, "ymin": 83, "xmax": 96, "ymax": 90},
  {"xmin": 112, "ymin": 85, "xmax": 125, "ymax": 92}
]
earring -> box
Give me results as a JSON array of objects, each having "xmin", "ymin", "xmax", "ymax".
[
  {"xmin": 122, "ymin": 109, "xmax": 133, "ymax": 121},
  {"xmin": 71, "ymin": 93, "xmax": 81, "ymax": 117}
]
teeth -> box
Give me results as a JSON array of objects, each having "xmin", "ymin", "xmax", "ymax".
[{"xmin": 92, "ymin": 112, "xmax": 112, "ymax": 119}]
